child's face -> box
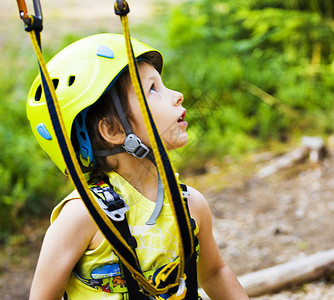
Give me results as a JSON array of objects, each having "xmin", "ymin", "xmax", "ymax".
[{"xmin": 127, "ymin": 62, "xmax": 188, "ymax": 150}]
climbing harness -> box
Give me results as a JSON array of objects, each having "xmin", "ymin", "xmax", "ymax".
[
  {"xmin": 72, "ymin": 179, "xmax": 200, "ymax": 299},
  {"xmin": 82, "ymin": 178, "xmax": 200, "ymax": 299},
  {"xmin": 16, "ymin": 0, "xmax": 196, "ymax": 298}
]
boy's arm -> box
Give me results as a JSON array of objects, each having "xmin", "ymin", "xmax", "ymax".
[
  {"xmin": 29, "ymin": 199, "xmax": 97, "ymax": 300},
  {"xmin": 187, "ymin": 187, "xmax": 249, "ymax": 300}
]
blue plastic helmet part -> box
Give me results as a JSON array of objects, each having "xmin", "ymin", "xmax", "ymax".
[{"xmin": 74, "ymin": 107, "xmax": 96, "ymax": 168}]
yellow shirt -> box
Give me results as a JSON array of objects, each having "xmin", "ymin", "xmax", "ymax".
[{"xmin": 51, "ymin": 171, "xmax": 197, "ymax": 299}]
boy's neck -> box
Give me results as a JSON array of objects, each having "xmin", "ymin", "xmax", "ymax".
[{"xmin": 107, "ymin": 153, "xmax": 159, "ymax": 202}]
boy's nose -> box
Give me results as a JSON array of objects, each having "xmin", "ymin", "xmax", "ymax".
[{"xmin": 173, "ymin": 90, "xmax": 184, "ymax": 106}]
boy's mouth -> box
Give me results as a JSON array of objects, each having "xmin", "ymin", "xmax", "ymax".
[{"xmin": 177, "ymin": 110, "xmax": 187, "ymax": 123}]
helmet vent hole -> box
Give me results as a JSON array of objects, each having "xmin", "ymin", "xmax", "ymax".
[
  {"xmin": 35, "ymin": 85, "xmax": 42, "ymax": 101},
  {"xmin": 52, "ymin": 79, "xmax": 59, "ymax": 90},
  {"xmin": 68, "ymin": 75, "xmax": 76, "ymax": 87},
  {"xmin": 80, "ymin": 131, "xmax": 87, "ymax": 141},
  {"xmin": 76, "ymin": 114, "xmax": 83, "ymax": 127}
]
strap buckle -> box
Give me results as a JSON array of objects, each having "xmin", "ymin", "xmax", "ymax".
[
  {"xmin": 97, "ymin": 193, "xmax": 129, "ymax": 222},
  {"xmin": 91, "ymin": 183, "xmax": 129, "ymax": 222},
  {"xmin": 123, "ymin": 133, "xmax": 150, "ymax": 159}
]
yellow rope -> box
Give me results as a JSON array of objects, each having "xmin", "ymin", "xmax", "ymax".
[{"xmin": 120, "ymin": 14, "xmax": 194, "ymax": 285}]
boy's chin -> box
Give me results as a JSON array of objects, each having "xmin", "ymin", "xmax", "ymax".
[
  {"xmin": 177, "ymin": 137, "xmax": 189, "ymax": 149},
  {"xmin": 166, "ymin": 136, "xmax": 189, "ymax": 151}
]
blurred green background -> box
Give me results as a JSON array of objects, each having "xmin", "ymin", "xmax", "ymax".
[{"xmin": 1, "ymin": 0, "xmax": 334, "ymax": 243}]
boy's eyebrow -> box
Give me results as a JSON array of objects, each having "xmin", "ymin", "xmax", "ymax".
[
  {"xmin": 144, "ymin": 76, "xmax": 159, "ymax": 87},
  {"xmin": 147, "ymin": 75, "xmax": 158, "ymax": 81}
]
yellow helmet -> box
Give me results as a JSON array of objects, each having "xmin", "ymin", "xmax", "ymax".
[{"xmin": 27, "ymin": 33, "xmax": 162, "ymax": 174}]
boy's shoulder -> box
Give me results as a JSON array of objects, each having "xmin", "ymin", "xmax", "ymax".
[
  {"xmin": 50, "ymin": 190, "xmax": 92, "ymax": 226},
  {"xmin": 187, "ymin": 186, "xmax": 207, "ymax": 204},
  {"xmin": 186, "ymin": 186, "xmax": 210, "ymax": 226}
]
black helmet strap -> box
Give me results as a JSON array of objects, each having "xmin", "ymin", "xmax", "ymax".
[{"xmin": 95, "ymin": 86, "xmax": 150, "ymax": 160}]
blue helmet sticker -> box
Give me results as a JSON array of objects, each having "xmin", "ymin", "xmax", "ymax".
[
  {"xmin": 96, "ymin": 45, "xmax": 115, "ymax": 59},
  {"xmin": 36, "ymin": 123, "xmax": 52, "ymax": 140}
]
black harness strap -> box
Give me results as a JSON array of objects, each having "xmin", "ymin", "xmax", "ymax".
[
  {"xmin": 106, "ymin": 199, "xmax": 148, "ymax": 299},
  {"xmin": 90, "ymin": 176, "xmax": 148, "ymax": 299},
  {"xmin": 180, "ymin": 184, "xmax": 202, "ymax": 300},
  {"xmin": 63, "ymin": 292, "xmax": 68, "ymax": 300}
]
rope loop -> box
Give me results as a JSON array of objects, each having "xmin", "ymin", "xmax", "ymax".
[
  {"xmin": 24, "ymin": 15, "xmax": 43, "ymax": 32},
  {"xmin": 114, "ymin": 0, "xmax": 130, "ymax": 16},
  {"xmin": 16, "ymin": 0, "xmax": 43, "ymax": 32}
]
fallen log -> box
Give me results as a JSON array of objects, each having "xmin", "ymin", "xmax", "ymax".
[
  {"xmin": 240, "ymin": 248, "xmax": 334, "ymax": 297},
  {"xmin": 256, "ymin": 136, "xmax": 325, "ymax": 179},
  {"xmin": 256, "ymin": 146, "xmax": 308, "ymax": 179},
  {"xmin": 199, "ymin": 248, "xmax": 334, "ymax": 299}
]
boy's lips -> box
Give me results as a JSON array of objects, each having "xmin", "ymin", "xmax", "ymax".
[
  {"xmin": 177, "ymin": 109, "xmax": 188, "ymax": 127},
  {"xmin": 177, "ymin": 110, "xmax": 187, "ymax": 122}
]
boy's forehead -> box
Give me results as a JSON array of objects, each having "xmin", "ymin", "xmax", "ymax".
[
  {"xmin": 139, "ymin": 62, "xmax": 160, "ymax": 79},
  {"xmin": 127, "ymin": 64, "xmax": 161, "ymax": 94}
]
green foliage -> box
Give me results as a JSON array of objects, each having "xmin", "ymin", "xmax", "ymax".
[
  {"xmin": 0, "ymin": 35, "xmax": 71, "ymax": 243},
  {"xmin": 157, "ymin": 0, "xmax": 334, "ymax": 168},
  {"xmin": 2, "ymin": 0, "xmax": 334, "ymax": 241}
]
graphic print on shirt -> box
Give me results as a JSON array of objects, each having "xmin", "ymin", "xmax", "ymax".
[{"xmin": 130, "ymin": 225, "xmax": 178, "ymax": 269}]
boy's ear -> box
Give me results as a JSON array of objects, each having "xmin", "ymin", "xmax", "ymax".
[{"xmin": 98, "ymin": 118, "xmax": 126, "ymax": 145}]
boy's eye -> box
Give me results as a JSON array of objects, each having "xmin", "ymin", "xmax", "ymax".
[{"xmin": 150, "ymin": 84, "xmax": 157, "ymax": 93}]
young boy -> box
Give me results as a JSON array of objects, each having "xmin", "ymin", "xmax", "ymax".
[{"xmin": 27, "ymin": 33, "xmax": 249, "ymax": 300}]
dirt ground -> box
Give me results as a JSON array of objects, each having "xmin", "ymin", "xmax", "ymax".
[
  {"xmin": 209, "ymin": 155, "xmax": 334, "ymax": 277},
  {"xmin": 208, "ymin": 151, "xmax": 334, "ymax": 299}
]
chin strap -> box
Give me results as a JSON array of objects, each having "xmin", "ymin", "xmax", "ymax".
[
  {"xmin": 111, "ymin": 85, "xmax": 150, "ymax": 159},
  {"xmin": 92, "ymin": 84, "xmax": 151, "ymax": 161}
]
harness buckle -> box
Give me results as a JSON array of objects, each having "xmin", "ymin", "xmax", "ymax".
[
  {"xmin": 99, "ymin": 197, "xmax": 129, "ymax": 222},
  {"xmin": 91, "ymin": 184, "xmax": 129, "ymax": 222},
  {"xmin": 123, "ymin": 133, "xmax": 150, "ymax": 159}
]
